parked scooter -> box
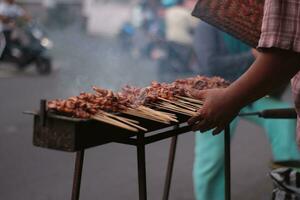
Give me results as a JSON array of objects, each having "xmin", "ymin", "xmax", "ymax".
[{"xmin": 0, "ymin": 20, "xmax": 53, "ymax": 75}]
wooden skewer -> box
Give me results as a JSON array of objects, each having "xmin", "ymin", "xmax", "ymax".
[
  {"xmin": 121, "ymin": 120, "xmax": 148, "ymax": 131},
  {"xmin": 98, "ymin": 111, "xmax": 140, "ymax": 124},
  {"xmin": 175, "ymin": 95, "xmax": 204, "ymax": 104},
  {"xmin": 136, "ymin": 109, "xmax": 172, "ymax": 123},
  {"xmin": 94, "ymin": 114, "xmax": 138, "ymax": 132},
  {"xmin": 176, "ymin": 99, "xmax": 202, "ymax": 109},
  {"xmin": 160, "ymin": 103, "xmax": 198, "ymax": 116},
  {"xmin": 131, "ymin": 106, "xmax": 176, "ymax": 123},
  {"xmin": 130, "ymin": 109, "xmax": 170, "ymax": 123},
  {"xmin": 160, "ymin": 102, "xmax": 195, "ymax": 113},
  {"xmin": 155, "ymin": 110, "xmax": 177, "ymax": 118},
  {"xmin": 161, "ymin": 103, "xmax": 194, "ymax": 112},
  {"xmin": 154, "ymin": 104, "xmax": 195, "ymax": 116},
  {"xmin": 92, "ymin": 115, "xmax": 138, "ymax": 132},
  {"xmin": 95, "ymin": 113, "xmax": 148, "ymax": 131},
  {"xmin": 137, "ymin": 106, "xmax": 178, "ymax": 122},
  {"xmin": 158, "ymin": 102, "xmax": 195, "ymax": 113},
  {"xmin": 122, "ymin": 109, "xmax": 171, "ymax": 124},
  {"xmin": 153, "ymin": 104, "xmax": 188, "ymax": 115},
  {"xmin": 158, "ymin": 97, "xmax": 197, "ymax": 111}
]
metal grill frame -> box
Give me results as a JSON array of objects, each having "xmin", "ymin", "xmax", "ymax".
[{"xmin": 31, "ymin": 100, "xmax": 232, "ymax": 200}]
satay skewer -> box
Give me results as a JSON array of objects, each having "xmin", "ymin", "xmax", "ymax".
[
  {"xmin": 94, "ymin": 113, "xmax": 148, "ymax": 131},
  {"xmin": 160, "ymin": 102, "xmax": 197, "ymax": 114},
  {"xmin": 137, "ymin": 106, "xmax": 178, "ymax": 122},
  {"xmin": 92, "ymin": 115, "xmax": 138, "ymax": 132},
  {"xmin": 175, "ymin": 95, "xmax": 204, "ymax": 104},
  {"xmin": 158, "ymin": 97, "xmax": 197, "ymax": 111},
  {"xmin": 153, "ymin": 104, "xmax": 196, "ymax": 116},
  {"xmin": 98, "ymin": 110, "xmax": 140, "ymax": 124},
  {"xmin": 176, "ymin": 99, "xmax": 202, "ymax": 109},
  {"xmin": 122, "ymin": 109, "xmax": 171, "ymax": 124},
  {"xmin": 154, "ymin": 102, "xmax": 198, "ymax": 116},
  {"xmin": 140, "ymin": 106, "xmax": 178, "ymax": 122}
]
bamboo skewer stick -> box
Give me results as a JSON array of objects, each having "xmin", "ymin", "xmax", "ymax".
[
  {"xmin": 153, "ymin": 104, "xmax": 195, "ymax": 116},
  {"xmin": 155, "ymin": 110, "xmax": 177, "ymax": 118},
  {"xmin": 160, "ymin": 102, "xmax": 197, "ymax": 115},
  {"xmin": 90, "ymin": 96, "xmax": 203, "ymax": 128},
  {"xmin": 95, "ymin": 114, "xmax": 138, "ymax": 131},
  {"xmin": 155, "ymin": 102, "xmax": 197, "ymax": 116},
  {"xmin": 137, "ymin": 106, "xmax": 178, "ymax": 122},
  {"xmin": 150, "ymin": 102, "xmax": 191, "ymax": 115},
  {"xmin": 94, "ymin": 113, "xmax": 147, "ymax": 132},
  {"xmin": 98, "ymin": 111, "xmax": 140, "ymax": 124},
  {"xmin": 136, "ymin": 109, "xmax": 171, "ymax": 123},
  {"xmin": 96, "ymin": 113, "xmax": 148, "ymax": 131},
  {"xmin": 158, "ymin": 97, "xmax": 197, "ymax": 111},
  {"xmin": 122, "ymin": 109, "xmax": 171, "ymax": 124},
  {"xmin": 175, "ymin": 95, "xmax": 204, "ymax": 104},
  {"xmin": 92, "ymin": 115, "xmax": 138, "ymax": 132},
  {"xmin": 176, "ymin": 99, "xmax": 202, "ymax": 109},
  {"xmin": 120, "ymin": 120, "xmax": 148, "ymax": 132}
]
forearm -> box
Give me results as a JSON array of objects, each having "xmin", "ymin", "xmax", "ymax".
[{"xmin": 226, "ymin": 49, "xmax": 300, "ymax": 108}]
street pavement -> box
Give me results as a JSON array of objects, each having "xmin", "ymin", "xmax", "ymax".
[{"xmin": 0, "ymin": 26, "xmax": 278, "ymax": 200}]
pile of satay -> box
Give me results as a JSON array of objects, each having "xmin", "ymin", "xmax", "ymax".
[{"xmin": 48, "ymin": 76, "xmax": 229, "ymax": 132}]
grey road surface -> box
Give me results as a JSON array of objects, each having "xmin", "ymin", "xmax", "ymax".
[{"xmin": 0, "ymin": 26, "xmax": 276, "ymax": 200}]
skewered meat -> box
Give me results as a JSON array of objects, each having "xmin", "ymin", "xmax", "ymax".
[{"xmin": 47, "ymin": 76, "xmax": 229, "ymax": 118}]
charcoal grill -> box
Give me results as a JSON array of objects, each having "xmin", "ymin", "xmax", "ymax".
[{"xmin": 28, "ymin": 100, "xmax": 232, "ymax": 200}]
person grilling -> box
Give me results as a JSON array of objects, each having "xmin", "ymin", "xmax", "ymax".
[{"xmin": 192, "ymin": 21, "xmax": 300, "ymax": 200}]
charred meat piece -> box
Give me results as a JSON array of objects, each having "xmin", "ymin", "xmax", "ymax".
[{"xmin": 47, "ymin": 76, "xmax": 229, "ymax": 118}]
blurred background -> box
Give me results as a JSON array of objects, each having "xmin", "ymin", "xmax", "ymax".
[{"xmin": 0, "ymin": 0, "xmax": 290, "ymax": 199}]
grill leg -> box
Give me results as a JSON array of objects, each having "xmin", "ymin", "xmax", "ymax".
[
  {"xmin": 224, "ymin": 125, "xmax": 231, "ymax": 200},
  {"xmin": 71, "ymin": 150, "xmax": 85, "ymax": 200},
  {"xmin": 137, "ymin": 133, "xmax": 147, "ymax": 200},
  {"xmin": 162, "ymin": 135, "xmax": 178, "ymax": 200}
]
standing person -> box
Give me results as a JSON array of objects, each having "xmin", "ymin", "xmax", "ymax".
[
  {"xmin": 192, "ymin": 22, "xmax": 300, "ymax": 200},
  {"xmin": 0, "ymin": 0, "xmax": 30, "ymax": 33},
  {"xmin": 164, "ymin": 0, "xmax": 197, "ymax": 46},
  {"xmin": 0, "ymin": 0, "xmax": 30, "ymax": 56},
  {"xmin": 163, "ymin": 0, "xmax": 197, "ymax": 73}
]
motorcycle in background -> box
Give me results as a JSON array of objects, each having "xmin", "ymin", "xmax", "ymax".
[{"xmin": 0, "ymin": 20, "xmax": 53, "ymax": 75}]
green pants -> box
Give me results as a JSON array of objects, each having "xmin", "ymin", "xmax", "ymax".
[{"xmin": 193, "ymin": 97, "xmax": 300, "ymax": 200}]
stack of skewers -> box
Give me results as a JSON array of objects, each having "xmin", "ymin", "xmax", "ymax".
[{"xmin": 47, "ymin": 76, "xmax": 229, "ymax": 132}]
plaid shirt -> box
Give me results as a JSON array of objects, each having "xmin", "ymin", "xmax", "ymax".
[{"xmin": 258, "ymin": 0, "xmax": 300, "ymax": 147}]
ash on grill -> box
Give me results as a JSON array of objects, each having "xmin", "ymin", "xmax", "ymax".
[{"xmin": 47, "ymin": 76, "xmax": 229, "ymax": 132}]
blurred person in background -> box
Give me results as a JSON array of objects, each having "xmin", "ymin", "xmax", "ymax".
[
  {"xmin": 163, "ymin": 0, "xmax": 197, "ymax": 72},
  {"xmin": 0, "ymin": 0, "xmax": 30, "ymax": 56},
  {"xmin": 120, "ymin": 0, "xmax": 164, "ymax": 58},
  {"xmin": 192, "ymin": 22, "xmax": 300, "ymax": 200},
  {"xmin": 164, "ymin": 0, "xmax": 196, "ymax": 46}
]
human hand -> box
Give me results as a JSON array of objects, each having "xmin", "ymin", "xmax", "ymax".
[{"xmin": 187, "ymin": 88, "xmax": 241, "ymax": 135}]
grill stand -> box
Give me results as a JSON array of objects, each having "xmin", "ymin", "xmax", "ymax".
[
  {"xmin": 71, "ymin": 151, "xmax": 85, "ymax": 200},
  {"xmin": 137, "ymin": 133, "xmax": 147, "ymax": 200},
  {"xmin": 225, "ymin": 125, "xmax": 231, "ymax": 200},
  {"xmin": 68, "ymin": 108, "xmax": 300, "ymax": 200},
  {"xmin": 162, "ymin": 126, "xmax": 179, "ymax": 200},
  {"xmin": 35, "ymin": 99, "xmax": 231, "ymax": 200},
  {"xmin": 67, "ymin": 125, "xmax": 231, "ymax": 200},
  {"xmin": 161, "ymin": 125, "xmax": 231, "ymax": 200}
]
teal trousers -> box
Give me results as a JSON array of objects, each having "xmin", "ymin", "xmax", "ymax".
[{"xmin": 193, "ymin": 97, "xmax": 300, "ymax": 200}]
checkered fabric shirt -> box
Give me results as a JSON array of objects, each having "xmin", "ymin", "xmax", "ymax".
[{"xmin": 258, "ymin": 0, "xmax": 300, "ymax": 147}]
